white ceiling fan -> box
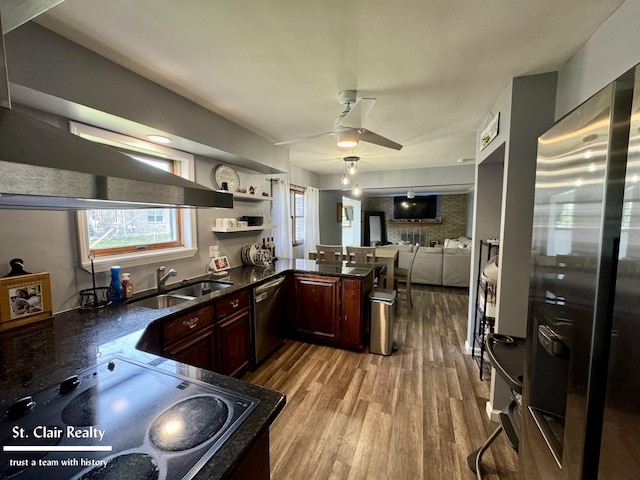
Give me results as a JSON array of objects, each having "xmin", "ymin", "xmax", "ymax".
[{"xmin": 274, "ymin": 90, "xmax": 403, "ymax": 150}]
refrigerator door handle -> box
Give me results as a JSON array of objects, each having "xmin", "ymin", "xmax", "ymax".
[{"xmin": 538, "ymin": 325, "xmax": 569, "ymax": 357}]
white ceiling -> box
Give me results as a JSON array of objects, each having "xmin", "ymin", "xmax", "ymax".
[{"xmin": 33, "ymin": 0, "xmax": 624, "ymax": 179}]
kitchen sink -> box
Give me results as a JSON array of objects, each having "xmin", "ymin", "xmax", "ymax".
[
  {"xmin": 132, "ymin": 280, "xmax": 232, "ymax": 309},
  {"xmin": 168, "ymin": 280, "xmax": 232, "ymax": 297},
  {"xmin": 134, "ymin": 293, "xmax": 196, "ymax": 309}
]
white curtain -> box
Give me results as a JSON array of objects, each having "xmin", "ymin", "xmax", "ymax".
[
  {"xmin": 272, "ymin": 178, "xmax": 293, "ymax": 259},
  {"xmin": 303, "ymin": 187, "xmax": 320, "ymax": 260}
]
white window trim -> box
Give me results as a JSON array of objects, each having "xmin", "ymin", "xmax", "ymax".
[{"xmin": 70, "ymin": 122, "xmax": 198, "ymax": 273}]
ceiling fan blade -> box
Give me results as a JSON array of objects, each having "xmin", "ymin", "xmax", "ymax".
[
  {"xmin": 340, "ymin": 98, "xmax": 376, "ymax": 128},
  {"xmin": 359, "ymin": 129, "xmax": 403, "ymax": 150},
  {"xmin": 274, "ymin": 131, "xmax": 335, "ymax": 146}
]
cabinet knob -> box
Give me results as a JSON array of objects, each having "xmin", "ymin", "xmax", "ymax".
[{"xmin": 183, "ymin": 316, "xmax": 199, "ymax": 329}]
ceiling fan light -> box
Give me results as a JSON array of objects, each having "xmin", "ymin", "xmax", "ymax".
[{"xmin": 336, "ymin": 129, "xmax": 359, "ymax": 148}]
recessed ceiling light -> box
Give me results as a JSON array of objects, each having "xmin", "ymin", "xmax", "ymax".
[{"xmin": 147, "ymin": 134, "xmax": 172, "ymax": 144}]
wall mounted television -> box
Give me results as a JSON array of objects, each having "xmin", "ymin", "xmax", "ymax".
[{"xmin": 393, "ymin": 195, "xmax": 438, "ymax": 220}]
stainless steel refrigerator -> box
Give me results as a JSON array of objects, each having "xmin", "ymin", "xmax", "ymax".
[{"xmin": 520, "ymin": 63, "xmax": 640, "ymax": 479}]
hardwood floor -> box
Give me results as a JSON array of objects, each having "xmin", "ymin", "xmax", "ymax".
[{"xmin": 243, "ymin": 286, "xmax": 518, "ymax": 480}]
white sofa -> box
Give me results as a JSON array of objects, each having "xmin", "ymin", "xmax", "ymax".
[{"xmin": 384, "ymin": 237, "xmax": 472, "ymax": 288}]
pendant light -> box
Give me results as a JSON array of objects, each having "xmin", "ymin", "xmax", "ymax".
[
  {"xmin": 341, "ymin": 160, "xmax": 351, "ymax": 185},
  {"xmin": 344, "ymin": 156, "xmax": 359, "ymax": 175},
  {"xmin": 407, "ymin": 187, "xmax": 415, "ymax": 199},
  {"xmin": 343, "ymin": 156, "xmax": 361, "ymax": 195}
]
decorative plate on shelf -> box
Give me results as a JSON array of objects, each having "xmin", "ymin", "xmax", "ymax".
[{"xmin": 213, "ymin": 164, "xmax": 240, "ymax": 192}]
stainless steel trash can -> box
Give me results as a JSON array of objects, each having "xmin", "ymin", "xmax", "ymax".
[{"xmin": 369, "ymin": 289, "xmax": 397, "ymax": 355}]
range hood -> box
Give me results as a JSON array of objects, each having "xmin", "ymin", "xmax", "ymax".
[
  {"xmin": 0, "ymin": 106, "xmax": 234, "ymax": 209},
  {"xmin": 0, "ymin": 5, "xmax": 232, "ymax": 210}
]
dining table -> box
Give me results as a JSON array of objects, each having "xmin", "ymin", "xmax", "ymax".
[{"xmin": 308, "ymin": 246, "xmax": 399, "ymax": 287}]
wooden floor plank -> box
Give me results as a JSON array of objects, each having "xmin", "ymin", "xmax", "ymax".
[{"xmin": 243, "ymin": 285, "xmax": 518, "ymax": 479}]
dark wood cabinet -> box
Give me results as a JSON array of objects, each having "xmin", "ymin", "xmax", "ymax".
[
  {"xmin": 216, "ymin": 309, "xmax": 251, "ymax": 377},
  {"xmin": 293, "ymin": 272, "xmax": 373, "ymax": 350},
  {"xmin": 150, "ymin": 269, "xmax": 373, "ymax": 373},
  {"xmin": 341, "ymin": 278, "xmax": 365, "ymax": 349},
  {"xmin": 294, "ymin": 274, "xmax": 340, "ymax": 343},
  {"xmin": 215, "ymin": 290, "xmax": 251, "ymax": 378},
  {"xmin": 162, "ymin": 305, "xmax": 216, "ymax": 370},
  {"xmin": 164, "ymin": 326, "xmax": 216, "ymax": 370}
]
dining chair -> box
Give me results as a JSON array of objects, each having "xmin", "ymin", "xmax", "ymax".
[
  {"xmin": 345, "ymin": 246, "xmax": 376, "ymax": 264},
  {"xmin": 394, "ymin": 243, "xmax": 419, "ymax": 312},
  {"xmin": 346, "ymin": 245, "xmax": 389, "ymax": 288},
  {"xmin": 315, "ymin": 244, "xmax": 344, "ymax": 263}
]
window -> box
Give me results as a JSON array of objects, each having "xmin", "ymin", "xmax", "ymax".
[
  {"xmin": 147, "ymin": 210, "xmax": 165, "ymax": 224},
  {"xmin": 291, "ymin": 188, "xmax": 304, "ymax": 246},
  {"xmin": 71, "ymin": 122, "xmax": 198, "ymax": 272},
  {"xmin": 557, "ymin": 203, "xmax": 575, "ymax": 227}
]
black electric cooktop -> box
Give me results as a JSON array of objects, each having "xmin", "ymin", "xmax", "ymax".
[{"xmin": 0, "ymin": 356, "xmax": 259, "ymax": 480}]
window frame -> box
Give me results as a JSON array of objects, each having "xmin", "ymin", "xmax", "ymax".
[
  {"xmin": 71, "ymin": 122, "xmax": 198, "ymax": 273},
  {"xmin": 291, "ymin": 187, "xmax": 304, "ymax": 247}
]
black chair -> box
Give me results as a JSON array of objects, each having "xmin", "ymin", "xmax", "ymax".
[{"xmin": 467, "ymin": 333, "xmax": 525, "ymax": 479}]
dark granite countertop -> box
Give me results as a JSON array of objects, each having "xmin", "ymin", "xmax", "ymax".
[{"xmin": 0, "ymin": 258, "xmax": 374, "ymax": 479}]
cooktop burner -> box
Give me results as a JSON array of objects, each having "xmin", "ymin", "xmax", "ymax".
[{"xmin": 0, "ymin": 356, "xmax": 259, "ymax": 480}]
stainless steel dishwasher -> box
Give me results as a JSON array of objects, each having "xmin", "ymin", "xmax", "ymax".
[{"xmin": 252, "ymin": 276, "xmax": 286, "ymax": 365}]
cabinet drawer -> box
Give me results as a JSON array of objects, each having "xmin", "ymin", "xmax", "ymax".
[
  {"xmin": 163, "ymin": 305, "xmax": 214, "ymax": 346},
  {"xmin": 216, "ymin": 290, "xmax": 250, "ymax": 320}
]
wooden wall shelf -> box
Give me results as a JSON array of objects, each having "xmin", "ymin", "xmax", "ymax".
[{"xmin": 388, "ymin": 219, "xmax": 442, "ymax": 225}]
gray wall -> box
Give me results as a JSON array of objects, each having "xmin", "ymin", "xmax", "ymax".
[
  {"xmin": 555, "ymin": 0, "xmax": 640, "ymax": 118},
  {"xmin": 319, "ymin": 191, "xmax": 343, "ymax": 245},
  {"xmin": 471, "ymin": 73, "xmax": 557, "ymax": 417},
  {"xmin": 0, "ymin": 23, "xmax": 294, "ymax": 312},
  {"xmin": 5, "ymin": 22, "xmax": 288, "ymax": 173},
  {"xmin": 319, "ymin": 164, "xmax": 475, "ymax": 192}
]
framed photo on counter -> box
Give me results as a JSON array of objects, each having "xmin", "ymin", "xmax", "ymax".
[
  {"xmin": 212, "ymin": 256, "xmax": 230, "ymax": 272},
  {"xmin": 0, "ymin": 273, "xmax": 53, "ymax": 331}
]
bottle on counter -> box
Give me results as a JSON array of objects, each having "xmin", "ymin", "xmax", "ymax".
[
  {"xmin": 262, "ymin": 238, "xmax": 267, "ymax": 250},
  {"xmin": 121, "ymin": 273, "xmax": 134, "ymax": 300},
  {"xmin": 109, "ymin": 266, "xmax": 124, "ymax": 303}
]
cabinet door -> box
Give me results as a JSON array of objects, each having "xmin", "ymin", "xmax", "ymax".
[
  {"xmin": 216, "ymin": 308, "xmax": 251, "ymax": 378},
  {"xmin": 163, "ymin": 326, "xmax": 215, "ymax": 371},
  {"xmin": 341, "ymin": 278, "xmax": 363, "ymax": 349},
  {"xmin": 294, "ymin": 275, "xmax": 340, "ymax": 342}
]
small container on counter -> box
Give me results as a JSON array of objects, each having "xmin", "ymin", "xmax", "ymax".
[
  {"xmin": 121, "ymin": 273, "xmax": 134, "ymax": 300},
  {"xmin": 109, "ymin": 266, "xmax": 124, "ymax": 303}
]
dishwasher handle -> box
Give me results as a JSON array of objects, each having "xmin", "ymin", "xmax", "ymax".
[
  {"xmin": 255, "ymin": 277, "xmax": 285, "ymax": 296},
  {"xmin": 255, "ymin": 291, "xmax": 269, "ymax": 303}
]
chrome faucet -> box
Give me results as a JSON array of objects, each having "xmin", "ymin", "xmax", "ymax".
[{"xmin": 157, "ymin": 266, "xmax": 177, "ymax": 290}]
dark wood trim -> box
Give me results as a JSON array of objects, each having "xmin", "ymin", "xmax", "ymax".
[{"xmin": 389, "ymin": 219, "xmax": 442, "ymax": 225}]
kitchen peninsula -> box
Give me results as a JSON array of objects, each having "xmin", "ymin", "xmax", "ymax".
[{"xmin": 0, "ymin": 259, "xmax": 375, "ymax": 480}]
